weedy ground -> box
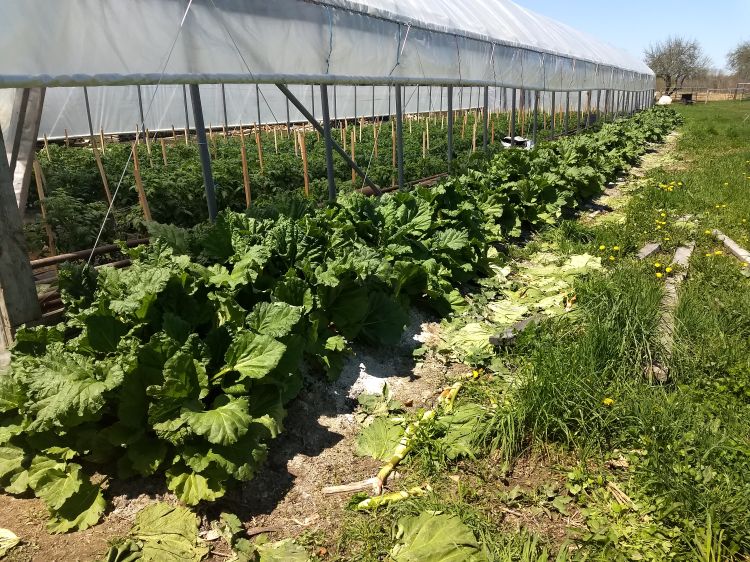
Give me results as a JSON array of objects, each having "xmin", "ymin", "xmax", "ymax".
[{"xmin": 317, "ymin": 102, "xmax": 750, "ymax": 561}]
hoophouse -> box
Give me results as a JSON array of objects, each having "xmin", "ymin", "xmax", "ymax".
[{"xmin": 0, "ymin": 0, "xmax": 654, "ymax": 345}]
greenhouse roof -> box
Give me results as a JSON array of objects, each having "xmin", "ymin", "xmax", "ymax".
[{"xmin": 0, "ymin": 0, "xmax": 653, "ymax": 90}]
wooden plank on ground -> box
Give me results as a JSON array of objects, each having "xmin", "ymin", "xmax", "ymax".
[{"xmin": 712, "ymin": 229, "xmax": 750, "ymax": 263}]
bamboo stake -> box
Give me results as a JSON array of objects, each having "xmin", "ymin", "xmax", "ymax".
[
  {"xmin": 240, "ymin": 142, "xmax": 251, "ymax": 208},
  {"xmin": 99, "ymin": 128, "xmax": 106, "ymax": 152},
  {"xmin": 273, "ymin": 128, "xmax": 278, "ymax": 154},
  {"xmin": 144, "ymin": 128, "xmax": 152, "ymax": 159},
  {"xmin": 222, "ymin": 124, "xmax": 227, "ymax": 139},
  {"xmin": 64, "ymin": 128, "xmax": 70, "ymax": 148},
  {"xmin": 461, "ymin": 111, "xmax": 467, "ymax": 138},
  {"xmin": 32, "ymin": 157, "xmax": 56, "ymax": 256},
  {"xmin": 42, "ymin": 134, "xmax": 51, "ymax": 162},
  {"xmin": 299, "ymin": 131, "xmax": 309, "ymax": 196},
  {"xmin": 131, "ymin": 144, "xmax": 152, "ymax": 221},
  {"xmin": 374, "ymin": 122, "xmax": 379, "ymax": 159},
  {"xmin": 293, "ymin": 126, "xmax": 299, "ymax": 157},
  {"xmin": 491, "ymin": 120, "xmax": 495, "ymax": 144},
  {"xmin": 92, "ymin": 140, "xmax": 112, "ymax": 205},
  {"xmin": 255, "ymin": 128, "xmax": 264, "ymax": 173},
  {"xmin": 359, "ymin": 117, "xmax": 363, "ymax": 142},
  {"xmin": 422, "ymin": 129, "xmax": 426, "ymax": 158},
  {"xmin": 172, "ymin": 124, "xmax": 177, "ymax": 141},
  {"xmin": 409, "ymin": 118, "xmax": 412, "ymax": 135},
  {"xmin": 471, "ymin": 120, "xmax": 477, "ymax": 153},
  {"xmin": 184, "ymin": 125, "xmax": 189, "ymax": 145},
  {"xmin": 351, "ymin": 129, "xmax": 356, "ymax": 184},
  {"xmin": 426, "ymin": 119, "xmax": 430, "ymax": 151},
  {"xmin": 239, "ymin": 122, "xmax": 246, "ymax": 150},
  {"xmin": 160, "ymin": 137, "xmax": 168, "ymax": 166}
]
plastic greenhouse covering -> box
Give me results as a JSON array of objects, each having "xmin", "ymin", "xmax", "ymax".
[{"xmin": 0, "ymin": 0, "xmax": 654, "ymax": 139}]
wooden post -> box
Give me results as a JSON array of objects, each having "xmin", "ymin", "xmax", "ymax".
[
  {"xmin": 255, "ymin": 128, "xmax": 264, "ymax": 173},
  {"xmin": 351, "ymin": 129, "xmax": 356, "ymax": 184},
  {"xmin": 491, "ymin": 120, "xmax": 495, "ymax": 144},
  {"xmin": 99, "ymin": 128, "xmax": 106, "ymax": 152},
  {"xmin": 461, "ymin": 111, "xmax": 467, "ymax": 138},
  {"xmin": 273, "ymin": 128, "xmax": 278, "ymax": 154},
  {"xmin": 426, "ymin": 118, "xmax": 430, "ymax": 151},
  {"xmin": 184, "ymin": 125, "xmax": 189, "ymax": 145},
  {"xmin": 64, "ymin": 128, "xmax": 70, "ymax": 148},
  {"xmin": 471, "ymin": 120, "xmax": 477, "ymax": 153},
  {"xmin": 32, "ymin": 158, "xmax": 56, "ymax": 256},
  {"xmin": 240, "ymin": 143, "xmax": 251, "ymax": 207},
  {"xmin": 92, "ymin": 141, "xmax": 113, "ymax": 205},
  {"xmin": 299, "ymin": 131, "xmax": 310, "ymax": 196},
  {"xmin": 293, "ymin": 126, "xmax": 299, "ymax": 157},
  {"xmin": 222, "ymin": 123, "xmax": 227, "ymax": 139},
  {"xmin": 422, "ymin": 129, "xmax": 426, "ymax": 158},
  {"xmin": 0, "ymin": 127, "xmax": 40, "ymax": 342},
  {"xmin": 42, "ymin": 134, "xmax": 51, "ymax": 162},
  {"xmin": 172, "ymin": 124, "xmax": 177, "ymax": 141},
  {"xmin": 359, "ymin": 117, "xmax": 363, "ymax": 142},
  {"xmin": 160, "ymin": 137, "xmax": 168, "ymax": 166},
  {"xmin": 131, "ymin": 144, "xmax": 152, "ymax": 221}
]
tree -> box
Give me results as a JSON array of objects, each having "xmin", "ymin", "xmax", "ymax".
[
  {"xmin": 644, "ymin": 37, "xmax": 710, "ymax": 95},
  {"xmin": 727, "ymin": 41, "xmax": 750, "ymax": 80}
]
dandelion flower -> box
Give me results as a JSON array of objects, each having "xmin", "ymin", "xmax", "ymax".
[
  {"xmin": 660, "ymin": 212, "xmax": 666, "ymax": 217},
  {"xmin": 603, "ymin": 397, "xmax": 614, "ymax": 407},
  {"xmin": 665, "ymin": 267, "xmax": 673, "ymax": 273},
  {"xmin": 714, "ymin": 250, "xmax": 723, "ymax": 255},
  {"xmin": 705, "ymin": 253, "xmax": 712, "ymax": 257},
  {"xmin": 704, "ymin": 229, "xmax": 712, "ymax": 235},
  {"xmin": 654, "ymin": 262, "xmax": 662, "ymax": 268},
  {"xmin": 599, "ymin": 245, "xmax": 606, "ymax": 251},
  {"xmin": 613, "ymin": 246, "xmax": 620, "ymax": 251},
  {"xmin": 656, "ymin": 272, "xmax": 663, "ymax": 279},
  {"xmin": 609, "ymin": 256, "xmax": 615, "ymax": 261}
]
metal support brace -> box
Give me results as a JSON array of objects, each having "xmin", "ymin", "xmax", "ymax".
[
  {"xmin": 84, "ymin": 86, "xmax": 96, "ymax": 139},
  {"xmin": 532, "ymin": 90, "xmax": 539, "ymax": 143},
  {"xmin": 182, "ymin": 85, "xmax": 190, "ymax": 130},
  {"xmin": 221, "ymin": 84, "xmax": 228, "ymax": 130},
  {"xmin": 136, "ymin": 85, "xmax": 146, "ymax": 136},
  {"xmin": 275, "ymin": 84, "xmax": 381, "ymax": 195},
  {"xmin": 395, "ymin": 84, "xmax": 404, "ymax": 190},
  {"xmin": 189, "ymin": 84, "xmax": 218, "ymax": 222},
  {"xmin": 447, "ymin": 85, "xmax": 453, "ymax": 168},
  {"xmin": 482, "ymin": 85, "xmax": 489, "ymax": 151},
  {"xmin": 320, "ymin": 84, "xmax": 337, "ymax": 202}
]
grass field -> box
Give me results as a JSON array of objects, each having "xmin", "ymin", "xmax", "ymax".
[{"xmin": 323, "ymin": 102, "xmax": 750, "ymax": 561}]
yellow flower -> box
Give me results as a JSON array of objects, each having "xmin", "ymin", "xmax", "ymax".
[
  {"xmin": 609, "ymin": 256, "xmax": 615, "ymax": 261},
  {"xmin": 724, "ymin": 182, "xmax": 729, "ymax": 186},
  {"xmin": 603, "ymin": 397, "xmax": 614, "ymax": 407},
  {"xmin": 599, "ymin": 245, "xmax": 606, "ymax": 251},
  {"xmin": 714, "ymin": 250, "xmax": 723, "ymax": 256},
  {"xmin": 656, "ymin": 272, "xmax": 663, "ymax": 279},
  {"xmin": 677, "ymin": 181, "xmax": 683, "ymax": 186},
  {"xmin": 742, "ymin": 262, "xmax": 749, "ymax": 268},
  {"xmin": 660, "ymin": 212, "xmax": 666, "ymax": 217},
  {"xmin": 613, "ymin": 246, "xmax": 620, "ymax": 251},
  {"xmin": 705, "ymin": 253, "xmax": 712, "ymax": 257},
  {"xmin": 654, "ymin": 262, "xmax": 662, "ymax": 268},
  {"xmin": 704, "ymin": 229, "xmax": 712, "ymax": 235},
  {"xmin": 664, "ymin": 237, "xmax": 671, "ymax": 241},
  {"xmin": 665, "ymin": 267, "xmax": 673, "ymax": 273}
]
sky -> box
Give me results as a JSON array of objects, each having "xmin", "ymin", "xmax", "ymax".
[{"xmin": 516, "ymin": 0, "xmax": 750, "ymax": 71}]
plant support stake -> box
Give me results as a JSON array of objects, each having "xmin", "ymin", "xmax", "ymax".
[{"xmin": 395, "ymin": 83, "xmax": 404, "ymax": 190}]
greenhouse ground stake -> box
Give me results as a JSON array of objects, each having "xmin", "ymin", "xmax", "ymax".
[
  {"xmin": 320, "ymin": 84, "xmax": 337, "ymax": 201},
  {"xmin": 447, "ymin": 85, "xmax": 453, "ymax": 168},
  {"xmin": 189, "ymin": 84, "xmax": 218, "ymax": 222},
  {"xmin": 395, "ymin": 84, "xmax": 404, "ymax": 190}
]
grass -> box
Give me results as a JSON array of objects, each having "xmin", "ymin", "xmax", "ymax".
[{"xmin": 324, "ymin": 102, "xmax": 750, "ymax": 561}]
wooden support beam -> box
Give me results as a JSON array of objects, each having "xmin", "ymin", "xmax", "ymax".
[{"xmin": 0, "ymin": 127, "xmax": 41, "ymax": 348}]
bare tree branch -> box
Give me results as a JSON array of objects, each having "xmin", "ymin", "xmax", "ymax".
[{"xmin": 645, "ymin": 37, "xmax": 710, "ymax": 95}]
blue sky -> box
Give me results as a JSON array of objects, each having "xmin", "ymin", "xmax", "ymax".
[{"xmin": 517, "ymin": 0, "xmax": 750, "ymax": 71}]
